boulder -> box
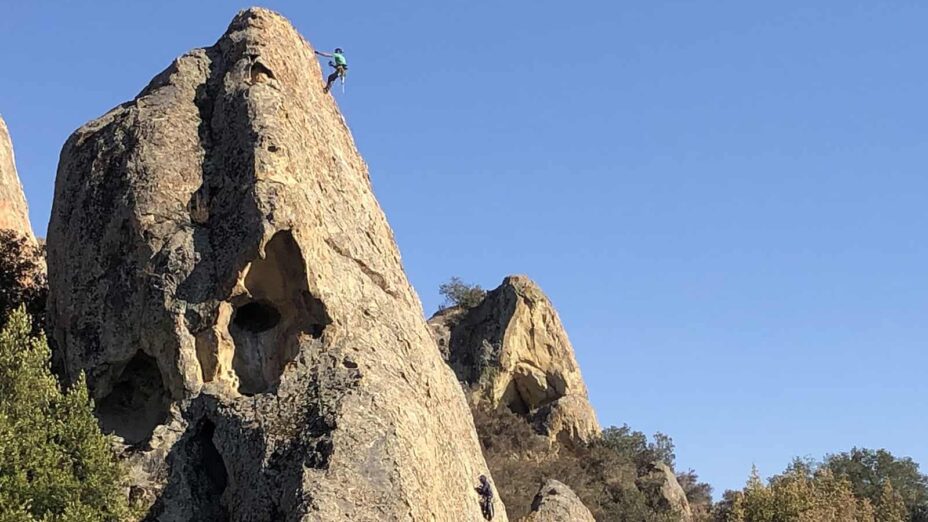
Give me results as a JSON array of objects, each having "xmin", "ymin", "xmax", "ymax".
[
  {"xmin": 47, "ymin": 8, "xmax": 504, "ymax": 521},
  {"xmin": 637, "ymin": 461, "xmax": 693, "ymax": 521},
  {"xmin": 521, "ymin": 480, "xmax": 595, "ymax": 522},
  {"xmin": 429, "ymin": 275, "xmax": 599, "ymax": 444}
]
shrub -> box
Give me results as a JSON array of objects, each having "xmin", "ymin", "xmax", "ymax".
[
  {"xmin": 0, "ymin": 308, "xmax": 131, "ymax": 521},
  {"xmin": 439, "ymin": 277, "xmax": 486, "ymax": 309},
  {"xmin": 472, "ymin": 403, "xmax": 683, "ymax": 521}
]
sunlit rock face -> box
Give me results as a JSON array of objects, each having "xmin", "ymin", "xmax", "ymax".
[
  {"xmin": 47, "ymin": 8, "xmax": 505, "ymax": 521},
  {"xmin": 521, "ymin": 480, "xmax": 595, "ymax": 522},
  {"xmin": 0, "ymin": 115, "xmax": 36, "ymax": 242},
  {"xmin": 429, "ymin": 275, "xmax": 600, "ymax": 445}
]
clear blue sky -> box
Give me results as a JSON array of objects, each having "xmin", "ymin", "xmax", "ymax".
[{"xmin": 2, "ymin": 1, "xmax": 926, "ymax": 497}]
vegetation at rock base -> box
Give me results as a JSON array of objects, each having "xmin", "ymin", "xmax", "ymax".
[
  {"xmin": 714, "ymin": 454, "xmax": 927, "ymax": 522},
  {"xmin": 0, "ymin": 308, "xmax": 131, "ymax": 521},
  {"xmin": 823, "ymin": 448, "xmax": 928, "ymax": 521},
  {"xmin": 473, "ymin": 403, "xmax": 704, "ymax": 521},
  {"xmin": 438, "ymin": 276, "xmax": 486, "ymax": 309},
  {"xmin": 0, "ymin": 230, "xmax": 46, "ymax": 334}
]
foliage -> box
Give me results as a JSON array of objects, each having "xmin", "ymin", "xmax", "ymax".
[
  {"xmin": 714, "ymin": 454, "xmax": 927, "ymax": 522},
  {"xmin": 438, "ymin": 277, "xmax": 486, "ymax": 309},
  {"xmin": 472, "ymin": 404, "xmax": 684, "ymax": 521},
  {"xmin": 600, "ymin": 424, "xmax": 677, "ymax": 472},
  {"xmin": 0, "ymin": 308, "xmax": 131, "ymax": 521},
  {"xmin": 824, "ymin": 447, "xmax": 928, "ymax": 521},
  {"xmin": 677, "ymin": 469, "xmax": 714, "ymax": 520},
  {"xmin": 0, "ymin": 230, "xmax": 46, "ymax": 334}
]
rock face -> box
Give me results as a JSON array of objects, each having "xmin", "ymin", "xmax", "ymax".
[
  {"xmin": 429, "ymin": 276, "xmax": 599, "ymax": 444},
  {"xmin": 0, "ymin": 115, "xmax": 35, "ymax": 241},
  {"xmin": 521, "ymin": 480, "xmax": 595, "ymax": 522},
  {"xmin": 47, "ymin": 8, "xmax": 504, "ymax": 521},
  {"xmin": 637, "ymin": 462, "xmax": 693, "ymax": 521}
]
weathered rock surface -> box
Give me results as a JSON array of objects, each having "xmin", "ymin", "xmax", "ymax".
[
  {"xmin": 47, "ymin": 8, "xmax": 504, "ymax": 521},
  {"xmin": 0, "ymin": 115, "xmax": 35, "ymax": 242},
  {"xmin": 637, "ymin": 462, "xmax": 693, "ymax": 521},
  {"xmin": 428, "ymin": 276, "xmax": 599, "ymax": 444},
  {"xmin": 520, "ymin": 480, "xmax": 595, "ymax": 522}
]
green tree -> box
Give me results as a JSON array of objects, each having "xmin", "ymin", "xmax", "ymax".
[
  {"xmin": 715, "ymin": 463, "xmax": 875, "ymax": 522},
  {"xmin": 0, "ymin": 308, "xmax": 131, "ymax": 521},
  {"xmin": 438, "ymin": 277, "xmax": 486, "ymax": 309},
  {"xmin": 824, "ymin": 447, "xmax": 928, "ymax": 520},
  {"xmin": 677, "ymin": 469, "xmax": 713, "ymax": 520},
  {"xmin": 876, "ymin": 482, "xmax": 909, "ymax": 522},
  {"xmin": 600, "ymin": 424, "xmax": 676, "ymax": 472}
]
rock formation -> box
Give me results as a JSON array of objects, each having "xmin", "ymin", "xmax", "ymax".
[
  {"xmin": 637, "ymin": 462, "xmax": 693, "ymax": 521},
  {"xmin": 0, "ymin": 115, "xmax": 35, "ymax": 242},
  {"xmin": 47, "ymin": 8, "xmax": 504, "ymax": 521},
  {"xmin": 428, "ymin": 275, "xmax": 599, "ymax": 444},
  {"xmin": 521, "ymin": 480, "xmax": 595, "ymax": 522}
]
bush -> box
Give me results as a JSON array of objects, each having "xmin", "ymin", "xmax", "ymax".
[
  {"xmin": 0, "ymin": 308, "xmax": 131, "ymax": 521},
  {"xmin": 713, "ymin": 457, "xmax": 919, "ymax": 522},
  {"xmin": 0, "ymin": 230, "xmax": 46, "ymax": 334},
  {"xmin": 472, "ymin": 403, "xmax": 683, "ymax": 521},
  {"xmin": 439, "ymin": 277, "xmax": 486, "ymax": 309}
]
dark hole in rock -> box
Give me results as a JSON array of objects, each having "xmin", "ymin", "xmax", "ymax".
[
  {"xmin": 232, "ymin": 301, "xmax": 281, "ymax": 333},
  {"xmin": 267, "ymin": 145, "xmax": 279, "ymax": 153},
  {"xmin": 188, "ymin": 419, "xmax": 229, "ymax": 521},
  {"xmin": 501, "ymin": 371, "xmax": 563, "ymax": 418},
  {"xmin": 502, "ymin": 378, "xmax": 531, "ymax": 416},
  {"xmin": 96, "ymin": 351, "xmax": 170, "ymax": 445},
  {"xmin": 342, "ymin": 359, "xmax": 358, "ymax": 369},
  {"xmin": 230, "ymin": 231, "xmax": 331, "ymax": 396}
]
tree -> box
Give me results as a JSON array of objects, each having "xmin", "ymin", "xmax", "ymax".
[
  {"xmin": 438, "ymin": 277, "xmax": 486, "ymax": 309},
  {"xmin": 600, "ymin": 424, "xmax": 676, "ymax": 472},
  {"xmin": 824, "ymin": 447, "xmax": 928, "ymax": 520},
  {"xmin": 0, "ymin": 230, "xmax": 46, "ymax": 334},
  {"xmin": 715, "ymin": 462, "xmax": 876, "ymax": 522},
  {"xmin": 877, "ymin": 482, "xmax": 909, "ymax": 522},
  {"xmin": 677, "ymin": 469, "xmax": 713, "ymax": 519},
  {"xmin": 0, "ymin": 308, "xmax": 131, "ymax": 521}
]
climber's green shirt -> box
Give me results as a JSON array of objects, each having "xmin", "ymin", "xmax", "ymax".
[{"xmin": 333, "ymin": 52, "xmax": 347, "ymax": 67}]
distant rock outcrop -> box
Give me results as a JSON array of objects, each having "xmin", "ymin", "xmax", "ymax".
[
  {"xmin": 0, "ymin": 115, "xmax": 35, "ymax": 242},
  {"xmin": 47, "ymin": 8, "xmax": 504, "ymax": 521},
  {"xmin": 429, "ymin": 275, "xmax": 599, "ymax": 444},
  {"xmin": 638, "ymin": 462, "xmax": 693, "ymax": 521},
  {"xmin": 521, "ymin": 480, "xmax": 595, "ymax": 522}
]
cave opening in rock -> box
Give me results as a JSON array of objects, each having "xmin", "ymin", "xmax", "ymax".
[
  {"xmin": 95, "ymin": 351, "xmax": 170, "ymax": 445},
  {"xmin": 189, "ymin": 419, "xmax": 229, "ymax": 521},
  {"xmin": 230, "ymin": 230, "xmax": 331, "ymax": 396},
  {"xmin": 232, "ymin": 301, "xmax": 280, "ymax": 333},
  {"xmin": 501, "ymin": 378, "xmax": 531, "ymax": 416},
  {"xmin": 500, "ymin": 370, "xmax": 563, "ymax": 417}
]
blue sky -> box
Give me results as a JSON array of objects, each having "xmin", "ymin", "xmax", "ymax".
[{"xmin": 2, "ymin": 1, "xmax": 926, "ymax": 496}]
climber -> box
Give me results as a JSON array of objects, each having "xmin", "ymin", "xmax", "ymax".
[
  {"xmin": 314, "ymin": 48, "xmax": 347, "ymax": 93},
  {"xmin": 475, "ymin": 475, "xmax": 494, "ymax": 520}
]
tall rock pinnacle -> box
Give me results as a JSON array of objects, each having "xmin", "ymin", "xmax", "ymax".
[
  {"xmin": 47, "ymin": 8, "xmax": 505, "ymax": 520},
  {"xmin": 429, "ymin": 276, "xmax": 600, "ymax": 444},
  {"xmin": 0, "ymin": 115, "xmax": 36, "ymax": 242}
]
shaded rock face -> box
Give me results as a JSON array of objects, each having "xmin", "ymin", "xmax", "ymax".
[
  {"xmin": 47, "ymin": 8, "xmax": 504, "ymax": 521},
  {"xmin": 429, "ymin": 276, "xmax": 599, "ymax": 444},
  {"xmin": 637, "ymin": 462, "xmax": 693, "ymax": 521},
  {"xmin": 0, "ymin": 115, "xmax": 35, "ymax": 242},
  {"xmin": 521, "ymin": 480, "xmax": 595, "ymax": 522}
]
